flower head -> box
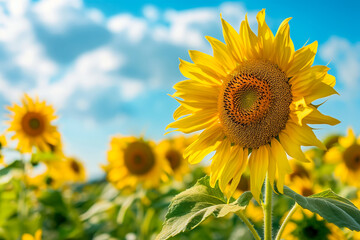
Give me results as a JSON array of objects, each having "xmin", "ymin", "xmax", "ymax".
[
  {"xmin": 7, "ymin": 94, "xmax": 59, "ymax": 153},
  {"xmin": 167, "ymin": 9, "xmax": 339, "ymax": 201},
  {"xmin": 282, "ymin": 208, "xmax": 346, "ymax": 240},
  {"xmin": 158, "ymin": 135, "xmax": 196, "ymax": 181},
  {"xmin": 325, "ymin": 128, "xmax": 360, "ymax": 187},
  {"xmin": 103, "ymin": 136, "xmax": 171, "ymax": 190}
]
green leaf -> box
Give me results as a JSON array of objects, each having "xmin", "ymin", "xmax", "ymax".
[
  {"xmin": 157, "ymin": 176, "xmax": 253, "ymax": 240},
  {"xmin": 0, "ymin": 160, "xmax": 24, "ymax": 177},
  {"xmin": 283, "ymin": 186, "xmax": 360, "ymax": 231}
]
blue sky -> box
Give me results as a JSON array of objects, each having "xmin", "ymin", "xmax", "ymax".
[{"xmin": 0, "ymin": 0, "xmax": 359, "ymax": 178}]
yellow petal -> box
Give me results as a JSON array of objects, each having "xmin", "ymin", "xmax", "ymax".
[
  {"xmin": 35, "ymin": 230, "xmax": 42, "ymax": 240},
  {"xmin": 273, "ymin": 17, "xmax": 294, "ymax": 71},
  {"xmin": 279, "ymin": 131, "xmax": 309, "ymax": 162},
  {"xmin": 219, "ymin": 145, "xmax": 244, "ymax": 193},
  {"xmin": 256, "ymin": 9, "xmax": 274, "ymax": 59},
  {"xmin": 189, "ymin": 50, "xmax": 227, "ymax": 78},
  {"xmin": 270, "ymin": 138, "xmax": 292, "ymax": 193},
  {"xmin": 179, "ymin": 59, "xmax": 221, "ymax": 85},
  {"xmin": 22, "ymin": 234, "xmax": 34, "ymax": 240},
  {"xmin": 226, "ymin": 148, "xmax": 248, "ymax": 200},
  {"xmin": 173, "ymin": 79, "xmax": 219, "ymax": 102},
  {"xmin": 302, "ymin": 106, "xmax": 340, "ymax": 126},
  {"xmin": 184, "ymin": 123, "xmax": 224, "ymax": 164},
  {"xmin": 324, "ymin": 147, "xmax": 342, "ymax": 164},
  {"xmin": 266, "ymin": 144, "xmax": 276, "ymax": 189},
  {"xmin": 285, "ymin": 122, "xmax": 326, "ymax": 150},
  {"xmin": 322, "ymin": 73, "xmax": 336, "ymax": 87},
  {"xmin": 210, "ymin": 138, "xmax": 232, "ymax": 187},
  {"xmin": 173, "ymin": 105, "xmax": 191, "ymax": 120},
  {"xmin": 239, "ymin": 14, "xmax": 259, "ymax": 59},
  {"xmin": 206, "ymin": 36, "xmax": 236, "ymax": 72},
  {"xmin": 173, "ymin": 97, "xmax": 217, "ymax": 112},
  {"xmin": 286, "ymin": 41, "xmax": 318, "ymax": 77},
  {"xmin": 289, "ymin": 98, "xmax": 313, "ymax": 126},
  {"xmin": 339, "ymin": 128, "xmax": 356, "ymax": 148},
  {"xmin": 166, "ymin": 109, "xmax": 218, "ymax": 134},
  {"xmin": 221, "ymin": 17, "xmax": 243, "ymax": 62},
  {"xmin": 249, "ymin": 146, "xmax": 269, "ymax": 203},
  {"xmin": 290, "ymin": 66, "xmax": 338, "ymax": 103}
]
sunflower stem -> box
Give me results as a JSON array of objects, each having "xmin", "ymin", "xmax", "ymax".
[
  {"xmin": 235, "ymin": 211, "xmax": 261, "ymax": 240},
  {"xmin": 263, "ymin": 177, "xmax": 272, "ymax": 240},
  {"xmin": 275, "ymin": 203, "xmax": 299, "ymax": 240}
]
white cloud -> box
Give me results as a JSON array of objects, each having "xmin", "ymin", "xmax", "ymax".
[
  {"xmin": 32, "ymin": 0, "xmax": 84, "ymax": 32},
  {"xmin": 320, "ymin": 37, "xmax": 360, "ymax": 91},
  {"xmin": 31, "ymin": 47, "xmax": 124, "ymax": 108},
  {"xmin": 120, "ymin": 79, "xmax": 145, "ymax": 101},
  {"xmin": 107, "ymin": 14, "xmax": 147, "ymax": 42},
  {"xmin": 143, "ymin": 5, "xmax": 159, "ymax": 21}
]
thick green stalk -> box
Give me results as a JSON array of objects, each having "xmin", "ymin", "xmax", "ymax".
[
  {"xmin": 263, "ymin": 177, "xmax": 273, "ymax": 240},
  {"xmin": 235, "ymin": 211, "xmax": 261, "ymax": 240}
]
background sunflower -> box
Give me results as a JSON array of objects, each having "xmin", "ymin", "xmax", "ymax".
[{"xmin": 7, "ymin": 95, "xmax": 59, "ymax": 153}]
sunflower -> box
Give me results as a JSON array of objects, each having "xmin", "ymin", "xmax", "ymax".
[
  {"xmin": 7, "ymin": 94, "xmax": 59, "ymax": 153},
  {"xmin": 22, "ymin": 230, "xmax": 42, "ymax": 240},
  {"xmin": 281, "ymin": 208, "xmax": 346, "ymax": 240},
  {"xmin": 30, "ymin": 132, "xmax": 64, "ymax": 165},
  {"xmin": 325, "ymin": 128, "xmax": 360, "ymax": 187},
  {"xmin": 166, "ymin": 9, "xmax": 339, "ymax": 201},
  {"xmin": 27, "ymin": 157, "xmax": 86, "ymax": 190},
  {"xmin": 287, "ymin": 176, "xmax": 322, "ymax": 197},
  {"xmin": 158, "ymin": 135, "xmax": 195, "ymax": 181},
  {"xmin": 103, "ymin": 136, "xmax": 171, "ymax": 190},
  {"xmin": 64, "ymin": 157, "xmax": 86, "ymax": 182}
]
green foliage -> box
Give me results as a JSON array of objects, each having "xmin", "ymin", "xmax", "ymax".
[
  {"xmin": 157, "ymin": 176, "xmax": 253, "ymax": 240},
  {"xmin": 0, "ymin": 160, "xmax": 24, "ymax": 177},
  {"xmin": 283, "ymin": 186, "xmax": 360, "ymax": 231}
]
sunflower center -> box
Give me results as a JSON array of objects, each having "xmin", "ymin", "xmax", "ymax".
[
  {"xmin": 292, "ymin": 215, "xmax": 331, "ymax": 240},
  {"xmin": 343, "ymin": 144, "xmax": 360, "ymax": 170},
  {"xmin": 124, "ymin": 141, "xmax": 155, "ymax": 175},
  {"xmin": 301, "ymin": 187, "xmax": 314, "ymax": 197},
  {"xmin": 21, "ymin": 112, "xmax": 46, "ymax": 137},
  {"xmin": 165, "ymin": 149, "xmax": 182, "ymax": 170},
  {"xmin": 303, "ymin": 226, "xmax": 318, "ymax": 238},
  {"xmin": 237, "ymin": 175, "xmax": 250, "ymax": 192},
  {"xmin": 289, "ymin": 164, "xmax": 310, "ymax": 181},
  {"xmin": 219, "ymin": 59, "xmax": 292, "ymax": 148},
  {"xmin": 70, "ymin": 160, "xmax": 80, "ymax": 174}
]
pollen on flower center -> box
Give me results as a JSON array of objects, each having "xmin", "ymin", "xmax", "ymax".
[
  {"xmin": 219, "ymin": 59, "xmax": 292, "ymax": 149},
  {"xmin": 124, "ymin": 141, "xmax": 155, "ymax": 175}
]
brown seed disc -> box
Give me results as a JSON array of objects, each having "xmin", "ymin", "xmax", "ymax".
[
  {"xmin": 21, "ymin": 112, "xmax": 46, "ymax": 137},
  {"xmin": 70, "ymin": 159, "xmax": 81, "ymax": 174},
  {"xmin": 343, "ymin": 144, "xmax": 360, "ymax": 171},
  {"xmin": 219, "ymin": 59, "xmax": 292, "ymax": 149},
  {"xmin": 165, "ymin": 149, "xmax": 182, "ymax": 170},
  {"xmin": 124, "ymin": 141, "xmax": 155, "ymax": 175}
]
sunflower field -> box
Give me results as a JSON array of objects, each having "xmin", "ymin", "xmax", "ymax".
[{"xmin": 0, "ymin": 5, "xmax": 360, "ymax": 240}]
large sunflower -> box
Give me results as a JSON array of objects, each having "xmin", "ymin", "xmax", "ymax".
[
  {"xmin": 103, "ymin": 136, "xmax": 171, "ymax": 190},
  {"xmin": 7, "ymin": 94, "xmax": 59, "ymax": 153},
  {"xmin": 166, "ymin": 9, "xmax": 339, "ymax": 201},
  {"xmin": 325, "ymin": 128, "xmax": 360, "ymax": 187}
]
